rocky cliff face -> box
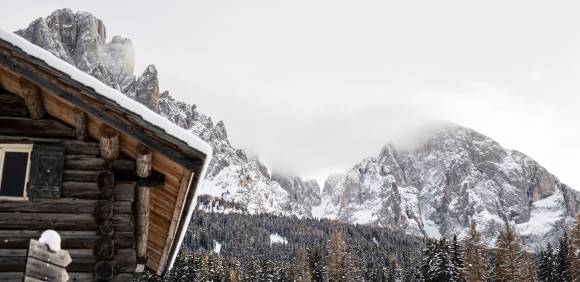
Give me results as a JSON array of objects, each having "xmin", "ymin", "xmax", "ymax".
[
  {"xmin": 17, "ymin": 8, "xmax": 321, "ymax": 217},
  {"xmin": 320, "ymin": 124, "xmax": 580, "ymax": 249}
]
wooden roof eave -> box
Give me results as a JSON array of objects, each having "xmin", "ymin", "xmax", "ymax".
[{"xmin": 0, "ymin": 40, "xmax": 206, "ymax": 171}]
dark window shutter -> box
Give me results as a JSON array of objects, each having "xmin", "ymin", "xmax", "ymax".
[{"xmin": 28, "ymin": 144, "xmax": 65, "ymax": 198}]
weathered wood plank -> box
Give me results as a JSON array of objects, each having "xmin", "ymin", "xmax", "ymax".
[
  {"xmin": 24, "ymin": 256, "xmax": 69, "ymax": 281},
  {"xmin": 0, "ymin": 272, "xmax": 134, "ymax": 282},
  {"xmin": 136, "ymin": 187, "xmax": 150, "ymax": 260},
  {"xmin": 0, "ymin": 230, "xmax": 134, "ymax": 249},
  {"xmin": 0, "ymin": 272, "xmax": 23, "ymax": 282},
  {"xmin": 0, "ymin": 213, "xmax": 133, "ymax": 232},
  {"xmin": 0, "ymin": 117, "xmax": 74, "ymax": 138},
  {"xmin": 63, "ymin": 170, "xmax": 99, "ymax": 182},
  {"xmin": 65, "ymin": 158, "xmax": 107, "ymax": 170},
  {"xmin": 27, "ymin": 239, "xmax": 71, "ymax": 267},
  {"xmin": 0, "ymin": 249, "xmax": 136, "ymax": 272},
  {"xmin": 62, "ymin": 181, "xmax": 135, "ymax": 201},
  {"xmin": 0, "ymin": 198, "xmax": 131, "ymax": 214},
  {"xmin": 74, "ymin": 109, "xmax": 87, "ymax": 141},
  {"xmin": 136, "ymin": 144, "xmax": 152, "ymax": 178},
  {"xmin": 19, "ymin": 78, "xmax": 44, "ymax": 120},
  {"xmin": 0, "ymin": 135, "xmax": 99, "ymax": 154},
  {"xmin": 64, "ymin": 158, "xmax": 135, "ymax": 171},
  {"xmin": 99, "ymin": 124, "xmax": 119, "ymax": 161}
]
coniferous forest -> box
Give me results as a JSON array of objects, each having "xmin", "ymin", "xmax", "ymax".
[{"xmin": 135, "ymin": 199, "xmax": 580, "ymax": 282}]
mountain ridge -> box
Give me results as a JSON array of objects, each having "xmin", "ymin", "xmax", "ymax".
[
  {"xmin": 319, "ymin": 124, "xmax": 580, "ymax": 249},
  {"xmin": 16, "ymin": 9, "xmax": 579, "ymax": 250},
  {"xmin": 16, "ymin": 8, "xmax": 321, "ymax": 217}
]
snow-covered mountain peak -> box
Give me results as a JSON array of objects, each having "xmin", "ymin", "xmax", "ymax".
[
  {"xmin": 17, "ymin": 9, "xmax": 321, "ymax": 217},
  {"xmin": 320, "ymin": 123, "xmax": 580, "ymax": 249}
]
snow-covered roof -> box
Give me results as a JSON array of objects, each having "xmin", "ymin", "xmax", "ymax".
[
  {"xmin": 0, "ymin": 29, "xmax": 211, "ymax": 156},
  {"xmin": 0, "ymin": 28, "xmax": 212, "ymax": 275}
]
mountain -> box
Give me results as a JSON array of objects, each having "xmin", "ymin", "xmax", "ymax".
[
  {"xmin": 17, "ymin": 9, "xmax": 580, "ymax": 250},
  {"xmin": 319, "ymin": 124, "xmax": 580, "ymax": 249},
  {"xmin": 16, "ymin": 8, "xmax": 321, "ymax": 217}
]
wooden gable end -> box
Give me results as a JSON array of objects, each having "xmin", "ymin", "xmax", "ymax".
[{"xmin": 0, "ymin": 39, "xmax": 206, "ymax": 277}]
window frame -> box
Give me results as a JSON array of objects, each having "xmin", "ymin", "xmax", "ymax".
[{"xmin": 0, "ymin": 144, "xmax": 33, "ymax": 201}]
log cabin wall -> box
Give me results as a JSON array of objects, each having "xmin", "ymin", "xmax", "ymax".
[{"xmin": 0, "ymin": 90, "xmax": 136, "ymax": 281}]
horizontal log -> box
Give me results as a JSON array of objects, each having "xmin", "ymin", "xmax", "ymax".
[
  {"xmin": 0, "ymin": 230, "xmax": 134, "ymax": 249},
  {"xmin": 0, "ymin": 272, "xmax": 132, "ymax": 282},
  {"xmin": 65, "ymin": 158, "xmax": 107, "ymax": 170},
  {"xmin": 62, "ymin": 182, "xmax": 135, "ymax": 201},
  {"xmin": 63, "ymin": 170, "xmax": 99, "ymax": 182},
  {"xmin": 0, "ymin": 213, "xmax": 133, "ymax": 232},
  {"xmin": 0, "ymin": 272, "xmax": 23, "ymax": 282},
  {"xmin": 0, "ymin": 198, "xmax": 131, "ymax": 214},
  {"xmin": 0, "ymin": 117, "xmax": 74, "ymax": 138},
  {"xmin": 65, "ymin": 158, "xmax": 135, "ymax": 171},
  {"xmin": 0, "ymin": 135, "xmax": 99, "ymax": 155},
  {"xmin": 0, "ymin": 249, "xmax": 136, "ymax": 272}
]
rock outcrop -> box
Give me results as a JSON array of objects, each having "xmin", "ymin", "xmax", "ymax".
[
  {"xmin": 320, "ymin": 124, "xmax": 580, "ymax": 249},
  {"xmin": 17, "ymin": 8, "xmax": 321, "ymax": 217}
]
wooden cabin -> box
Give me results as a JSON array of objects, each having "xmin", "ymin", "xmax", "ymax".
[{"xmin": 0, "ymin": 30, "xmax": 212, "ymax": 281}]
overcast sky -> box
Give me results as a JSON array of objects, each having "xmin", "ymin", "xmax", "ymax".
[{"xmin": 3, "ymin": 1, "xmax": 580, "ymax": 189}]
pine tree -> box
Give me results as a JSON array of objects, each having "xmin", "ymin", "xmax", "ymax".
[
  {"xmin": 289, "ymin": 247, "xmax": 313, "ymax": 282},
  {"xmin": 422, "ymin": 239, "xmax": 436, "ymax": 280},
  {"xmin": 308, "ymin": 246, "xmax": 327, "ymax": 282},
  {"xmin": 463, "ymin": 222, "xmax": 486, "ymax": 282},
  {"xmin": 429, "ymin": 238, "xmax": 454, "ymax": 282},
  {"xmin": 327, "ymin": 228, "xmax": 362, "ymax": 282},
  {"xmin": 538, "ymin": 243, "xmax": 556, "ymax": 282},
  {"xmin": 569, "ymin": 215, "xmax": 580, "ymax": 282},
  {"xmin": 493, "ymin": 222, "xmax": 533, "ymax": 282},
  {"xmin": 555, "ymin": 233, "xmax": 572, "ymax": 282},
  {"xmin": 451, "ymin": 235, "xmax": 466, "ymax": 282},
  {"xmin": 246, "ymin": 257, "xmax": 264, "ymax": 281}
]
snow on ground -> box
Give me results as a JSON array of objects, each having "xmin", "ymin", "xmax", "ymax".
[
  {"xmin": 311, "ymin": 198, "xmax": 329, "ymax": 219},
  {"xmin": 213, "ymin": 241, "xmax": 222, "ymax": 255},
  {"xmin": 517, "ymin": 189, "xmax": 564, "ymax": 236},
  {"xmin": 353, "ymin": 209, "xmax": 378, "ymax": 225},
  {"xmin": 269, "ymin": 233, "xmax": 288, "ymax": 246},
  {"xmin": 422, "ymin": 218, "xmax": 442, "ymax": 239}
]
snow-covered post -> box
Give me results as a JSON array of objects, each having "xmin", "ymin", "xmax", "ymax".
[{"xmin": 24, "ymin": 230, "xmax": 71, "ymax": 282}]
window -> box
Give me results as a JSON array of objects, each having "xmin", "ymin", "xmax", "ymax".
[{"xmin": 0, "ymin": 144, "xmax": 32, "ymax": 200}]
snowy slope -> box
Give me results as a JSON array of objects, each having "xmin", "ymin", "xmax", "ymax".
[
  {"xmin": 16, "ymin": 8, "xmax": 320, "ymax": 217},
  {"xmin": 319, "ymin": 124, "xmax": 580, "ymax": 249}
]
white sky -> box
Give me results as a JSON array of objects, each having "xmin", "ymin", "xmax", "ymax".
[{"xmin": 3, "ymin": 1, "xmax": 580, "ymax": 189}]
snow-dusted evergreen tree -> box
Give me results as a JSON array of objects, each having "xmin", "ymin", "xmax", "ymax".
[
  {"xmin": 451, "ymin": 235, "xmax": 466, "ymax": 282},
  {"xmin": 421, "ymin": 240, "xmax": 436, "ymax": 280},
  {"xmin": 554, "ymin": 233, "xmax": 572, "ymax": 282},
  {"xmin": 245, "ymin": 257, "xmax": 264, "ymax": 281},
  {"xmin": 462, "ymin": 222, "xmax": 487, "ymax": 282},
  {"xmin": 538, "ymin": 243, "xmax": 556, "ymax": 282},
  {"xmin": 308, "ymin": 246, "xmax": 328, "ymax": 282}
]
